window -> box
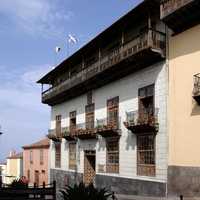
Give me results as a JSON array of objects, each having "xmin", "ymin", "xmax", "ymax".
[
  {"xmin": 107, "ymin": 96, "xmax": 119, "ymax": 127},
  {"xmin": 69, "ymin": 143, "xmax": 76, "ymax": 170},
  {"xmin": 56, "ymin": 115, "xmax": 61, "ymax": 136},
  {"xmin": 55, "ymin": 143, "xmax": 61, "ymax": 168},
  {"xmin": 106, "ymin": 138, "xmax": 119, "ymax": 173},
  {"xmin": 85, "ymin": 104, "xmax": 94, "ymax": 129},
  {"xmin": 27, "ymin": 170, "xmax": 30, "ymax": 182},
  {"xmin": 87, "ymin": 91, "xmax": 93, "ymax": 105},
  {"xmin": 40, "ymin": 149, "xmax": 44, "ymax": 165},
  {"xmin": 137, "ymin": 134, "xmax": 155, "ymax": 176},
  {"xmin": 138, "ymin": 85, "xmax": 154, "ymax": 123},
  {"xmin": 30, "ymin": 150, "xmax": 33, "ymax": 164},
  {"xmin": 70, "ymin": 111, "xmax": 76, "ymax": 134}
]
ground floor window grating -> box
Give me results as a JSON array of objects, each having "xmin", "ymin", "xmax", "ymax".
[{"xmin": 137, "ymin": 134, "xmax": 155, "ymax": 176}]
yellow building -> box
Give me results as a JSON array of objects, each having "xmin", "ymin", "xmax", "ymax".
[
  {"xmin": 161, "ymin": 0, "xmax": 200, "ymax": 197},
  {"xmin": 5, "ymin": 152, "xmax": 23, "ymax": 184}
]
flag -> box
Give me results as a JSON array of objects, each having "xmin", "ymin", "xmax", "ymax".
[
  {"xmin": 68, "ymin": 34, "xmax": 78, "ymax": 44},
  {"xmin": 55, "ymin": 46, "xmax": 61, "ymax": 53}
]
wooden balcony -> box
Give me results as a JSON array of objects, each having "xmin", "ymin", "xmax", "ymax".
[
  {"xmin": 61, "ymin": 127, "xmax": 75, "ymax": 141},
  {"xmin": 95, "ymin": 118, "xmax": 121, "ymax": 137},
  {"xmin": 41, "ymin": 29, "xmax": 166, "ymax": 105},
  {"xmin": 160, "ymin": 0, "xmax": 200, "ymax": 33},
  {"xmin": 124, "ymin": 109, "xmax": 159, "ymax": 134},
  {"xmin": 193, "ymin": 73, "xmax": 200, "ymax": 105},
  {"xmin": 47, "ymin": 129, "xmax": 62, "ymax": 142},
  {"xmin": 73, "ymin": 123, "xmax": 97, "ymax": 140}
]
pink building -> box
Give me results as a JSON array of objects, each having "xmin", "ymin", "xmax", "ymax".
[{"xmin": 22, "ymin": 138, "xmax": 50, "ymax": 186}]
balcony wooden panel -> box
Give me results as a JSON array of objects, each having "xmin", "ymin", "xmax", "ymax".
[
  {"xmin": 160, "ymin": 0, "xmax": 200, "ymax": 34},
  {"xmin": 41, "ymin": 29, "xmax": 166, "ymax": 106},
  {"xmin": 193, "ymin": 73, "xmax": 200, "ymax": 105},
  {"xmin": 124, "ymin": 109, "xmax": 159, "ymax": 134}
]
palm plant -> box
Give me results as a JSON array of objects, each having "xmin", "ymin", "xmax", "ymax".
[
  {"xmin": 60, "ymin": 182, "xmax": 113, "ymax": 200},
  {"xmin": 10, "ymin": 178, "xmax": 27, "ymax": 189}
]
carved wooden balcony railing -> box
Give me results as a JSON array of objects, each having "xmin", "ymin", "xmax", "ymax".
[
  {"xmin": 47, "ymin": 129, "xmax": 62, "ymax": 142},
  {"xmin": 193, "ymin": 73, "xmax": 200, "ymax": 105},
  {"xmin": 160, "ymin": 0, "xmax": 200, "ymax": 33},
  {"xmin": 95, "ymin": 117, "xmax": 121, "ymax": 137},
  {"xmin": 124, "ymin": 109, "xmax": 159, "ymax": 134},
  {"xmin": 41, "ymin": 29, "xmax": 166, "ymax": 105}
]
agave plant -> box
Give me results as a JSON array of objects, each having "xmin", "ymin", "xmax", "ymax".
[{"xmin": 60, "ymin": 182, "xmax": 113, "ymax": 200}]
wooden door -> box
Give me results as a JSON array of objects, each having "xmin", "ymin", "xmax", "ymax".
[
  {"xmin": 84, "ymin": 151, "xmax": 96, "ymax": 185},
  {"xmin": 34, "ymin": 170, "xmax": 39, "ymax": 186}
]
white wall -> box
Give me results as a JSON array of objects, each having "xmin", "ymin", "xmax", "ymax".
[{"xmin": 49, "ymin": 61, "xmax": 168, "ymax": 182}]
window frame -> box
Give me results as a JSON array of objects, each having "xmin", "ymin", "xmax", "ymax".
[
  {"xmin": 30, "ymin": 150, "xmax": 33, "ymax": 164},
  {"xmin": 40, "ymin": 149, "xmax": 44, "ymax": 165}
]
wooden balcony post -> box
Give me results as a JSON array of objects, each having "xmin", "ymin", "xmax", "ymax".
[
  {"xmin": 98, "ymin": 47, "xmax": 101, "ymax": 72},
  {"xmin": 41, "ymin": 84, "xmax": 44, "ymax": 94}
]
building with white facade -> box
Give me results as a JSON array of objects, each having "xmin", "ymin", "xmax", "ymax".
[{"xmin": 38, "ymin": 0, "xmax": 168, "ymax": 197}]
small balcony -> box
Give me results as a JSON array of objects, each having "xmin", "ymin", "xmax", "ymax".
[
  {"xmin": 47, "ymin": 129, "xmax": 62, "ymax": 142},
  {"xmin": 124, "ymin": 109, "xmax": 159, "ymax": 134},
  {"xmin": 193, "ymin": 73, "xmax": 200, "ymax": 105},
  {"xmin": 160, "ymin": 0, "xmax": 200, "ymax": 33},
  {"xmin": 41, "ymin": 29, "xmax": 166, "ymax": 105},
  {"xmin": 95, "ymin": 117, "xmax": 121, "ymax": 137},
  {"xmin": 73, "ymin": 123, "xmax": 97, "ymax": 140},
  {"xmin": 61, "ymin": 127, "xmax": 75, "ymax": 141}
]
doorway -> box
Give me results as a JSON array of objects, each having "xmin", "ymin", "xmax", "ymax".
[{"xmin": 84, "ymin": 150, "xmax": 96, "ymax": 185}]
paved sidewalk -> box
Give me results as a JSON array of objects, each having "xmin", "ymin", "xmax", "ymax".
[{"xmin": 116, "ymin": 194, "xmax": 200, "ymax": 200}]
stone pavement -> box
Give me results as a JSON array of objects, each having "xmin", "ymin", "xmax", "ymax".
[{"xmin": 116, "ymin": 194, "xmax": 200, "ymax": 200}]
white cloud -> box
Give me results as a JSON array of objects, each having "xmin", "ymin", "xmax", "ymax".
[
  {"xmin": 0, "ymin": 0, "xmax": 73, "ymax": 39},
  {"xmin": 0, "ymin": 64, "xmax": 51, "ymax": 110}
]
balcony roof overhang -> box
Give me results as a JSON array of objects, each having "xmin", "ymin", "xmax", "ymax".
[
  {"xmin": 160, "ymin": 0, "xmax": 200, "ymax": 34},
  {"xmin": 37, "ymin": 0, "xmax": 160, "ymax": 84},
  {"xmin": 42, "ymin": 47, "xmax": 165, "ymax": 105}
]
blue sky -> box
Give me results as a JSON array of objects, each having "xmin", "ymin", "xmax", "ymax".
[{"xmin": 0, "ymin": 0, "xmax": 142, "ymax": 161}]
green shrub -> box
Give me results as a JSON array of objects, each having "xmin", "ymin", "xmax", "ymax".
[{"xmin": 60, "ymin": 182, "xmax": 113, "ymax": 200}]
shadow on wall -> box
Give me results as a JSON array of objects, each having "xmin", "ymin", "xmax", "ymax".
[
  {"xmin": 170, "ymin": 25, "xmax": 200, "ymax": 60},
  {"xmin": 191, "ymin": 100, "xmax": 200, "ymax": 116},
  {"xmin": 98, "ymin": 137, "xmax": 106, "ymax": 151},
  {"xmin": 125, "ymin": 131, "xmax": 136, "ymax": 151}
]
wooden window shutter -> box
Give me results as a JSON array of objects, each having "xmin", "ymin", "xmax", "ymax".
[
  {"xmin": 85, "ymin": 103, "xmax": 94, "ymax": 129},
  {"xmin": 107, "ymin": 96, "xmax": 119, "ymax": 127},
  {"xmin": 69, "ymin": 143, "xmax": 76, "ymax": 170},
  {"xmin": 56, "ymin": 115, "xmax": 61, "ymax": 136},
  {"xmin": 70, "ymin": 111, "xmax": 76, "ymax": 134},
  {"xmin": 87, "ymin": 91, "xmax": 93, "ymax": 105}
]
